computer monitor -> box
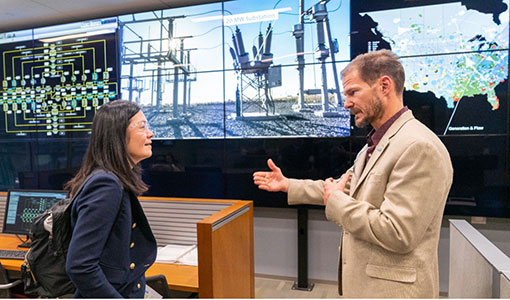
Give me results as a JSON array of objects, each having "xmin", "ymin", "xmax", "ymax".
[{"xmin": 3, "ymin": 189, "xmax": 68, "ymax": 243}]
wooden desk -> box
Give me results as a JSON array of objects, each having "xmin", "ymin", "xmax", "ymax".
[
  {"xmin": 0, "ymin": 234, "xmax": 25, "ymax": 271},
  {"xmin": 0, "ymin": 196, "xmax": 254, "ymax": 298},
  {"xmin": 145, "ymin": 262, "xmax": 198, "ymax": 293},
  {"xmin": 0, "ymin": 234, "xmax": 198, "ymax": 293}
]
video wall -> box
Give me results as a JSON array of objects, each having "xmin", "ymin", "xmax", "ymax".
[{"xmin": 0, "ymin": 0, "xmax": 509, "ymax": 217}]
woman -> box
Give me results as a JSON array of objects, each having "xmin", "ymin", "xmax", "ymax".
[{"xmin": 65, "ymin": 100, "xmax": 157, "ymax": 298}]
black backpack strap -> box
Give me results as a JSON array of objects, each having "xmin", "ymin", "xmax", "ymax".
[{"xmin": 46, "ymin": 169, "xmax": 104, "ymax": 237}]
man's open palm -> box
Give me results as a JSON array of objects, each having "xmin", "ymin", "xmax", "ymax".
[{"xmin": 253, "ymin": 159, "xmax": 289, "ymax": 193}]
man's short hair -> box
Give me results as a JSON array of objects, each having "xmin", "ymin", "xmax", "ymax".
[{"xmin": 342, "ymin": 49, "xmax": 405, "ymax": 95}]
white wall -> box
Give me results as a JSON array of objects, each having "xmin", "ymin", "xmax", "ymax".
[
  {"xmin": 253, "ymin": 207, "xmax": 510, "ymax": 294},
  {"xmin": 254, "ymin": 207, "xmax": 341, "ymax": 281}
]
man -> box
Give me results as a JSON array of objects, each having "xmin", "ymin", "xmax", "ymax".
[{"xmin": 253, "ymin": 49, "xmax": 453, "ymax": 298}]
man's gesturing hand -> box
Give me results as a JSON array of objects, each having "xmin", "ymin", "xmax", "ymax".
[
  {"xmin": 323, "ymin": 174, "xmax": 351, "ymax": 205},
  {"xmin": 253, "ymin": 159, "xmax": 290, "ymax": 193}
]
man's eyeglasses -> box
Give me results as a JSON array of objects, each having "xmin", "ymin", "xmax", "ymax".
[{"xmin": 131, "ymin": 120, "xmax": 151, "ymax": 132}]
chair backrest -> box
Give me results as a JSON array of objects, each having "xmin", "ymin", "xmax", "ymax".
[
  {"xmin": 146, "ymin": 274, "xmax": 170, "ymax": 298},
  {"xmin": 0, "ymin": 262, "xmax": 11, "ymax": 298}
]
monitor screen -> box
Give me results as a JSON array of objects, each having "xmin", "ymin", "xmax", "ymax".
[
  {"xmin": 0, "ymin": 17, "xmax": 119, "ymax": 140},
  {"xmin": 118, "ymin": 1, "xmax": 352, "ymax": 139},
  {"xmin": 350, "ymin": 0, "xmax": 509, "ymax": 135},
  {"xmin": 3, "ymin": 189, "xmax": 68, "ymax": 235}
]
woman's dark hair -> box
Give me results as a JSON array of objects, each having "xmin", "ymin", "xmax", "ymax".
[{"xmin": 65, "ymin": 100, "xmax": 148, "ymax": 196}]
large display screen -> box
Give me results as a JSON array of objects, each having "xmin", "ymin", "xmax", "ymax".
[
  {"xmin": 119, "ymin": 3, "xmax": 226, "ymax": 139},
  {"xmin": 350, "ymin": 0, "xmax": 509, "ymax": 135},
  {"xmin": 0, "ymin": 18, "xmax": 119, "ymax": 139},
  {"xmin": 118, "ymin": 0, "xmax": 351, "ymax": 139}
]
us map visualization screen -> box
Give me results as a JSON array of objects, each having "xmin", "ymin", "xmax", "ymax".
[
  {"xmin": 0, "ymin": 18, "xmax": 119, "ymax": 139},
  {"xmin": 351, "ymin": 0, "xmax": 509, "ymax": 135}
]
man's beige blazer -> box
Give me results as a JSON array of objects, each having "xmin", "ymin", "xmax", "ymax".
[{"xmin": 288, "ymin": 111, "xmax": 453, "ymax": 298}]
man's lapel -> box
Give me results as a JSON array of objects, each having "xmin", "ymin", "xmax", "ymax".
[
  {"xmin": 350, "ymin": 111, "xmax": 415, "ymax": 195},
  {"xmin": 352, "ymin": 138, "xmax": 389, "ymax": 193},
  {"xmin": 350, "ymin": 145, "xmax": 367, "ymax": 196}
]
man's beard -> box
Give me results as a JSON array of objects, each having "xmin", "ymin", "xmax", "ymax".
[{"xmin": 352, "ymin": 96, "xmax": 383, "ymax": 128}]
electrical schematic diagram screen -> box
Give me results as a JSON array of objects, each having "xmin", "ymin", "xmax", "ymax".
[
  {"xmin": 0, "ymin": 20, "xmax": 119, "ymax": 139},
  {"xmin": 3, "ymin": 190, "xmax": 68, "ymax": 235}
]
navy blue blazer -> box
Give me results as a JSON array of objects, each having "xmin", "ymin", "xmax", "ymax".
[{"xmin": 66, "ymin": 170, "xmax": 157, "ymax": 298}]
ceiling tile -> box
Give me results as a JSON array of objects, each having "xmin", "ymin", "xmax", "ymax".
[{"xmin": 0, "ymin": 0, "xmax": 219, "ymax": 32}]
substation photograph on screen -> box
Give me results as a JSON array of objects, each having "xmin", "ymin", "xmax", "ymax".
[{"xmin": 119, "ymin": 0, "xmax": 352, "ymax": 139}]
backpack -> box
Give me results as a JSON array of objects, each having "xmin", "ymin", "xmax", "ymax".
[{"xmin": 20, "ymin": 172, "xmax": 97, "ymax": 297}]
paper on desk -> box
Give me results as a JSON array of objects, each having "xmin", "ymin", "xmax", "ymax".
[
  {"xmin": 156, "ymin": 244, "xmax": 197, "ymax": 266},
  {"xmin": 177, "ymin": 246, "xmax": 198, "ymax": 266}
]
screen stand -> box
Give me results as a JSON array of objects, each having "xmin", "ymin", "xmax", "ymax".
[
  {"xmin": 291, "ymin": 207, "xmax": 314, "ymax": 291},
  {"xmin": 18, "ymin": 241, "xmax": 31, "ymax": 248},
  {"xmin": 17, "ymin": 235, "xmax": 31, "ymax": 248}
]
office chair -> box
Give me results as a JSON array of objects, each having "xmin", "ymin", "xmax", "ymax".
[
  {"xmin": 0, "ymin": 262, "xmax": 22, "ymax": 298},
  {"xmin": 145, "ymin": 274, "xmax": 198, "ymax": 298},
  {"xmin": 146, "ymin": 274, "xmax": 172, "ymax": 298}
]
